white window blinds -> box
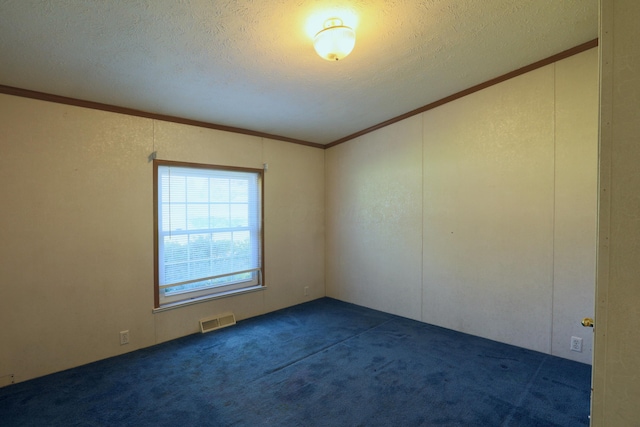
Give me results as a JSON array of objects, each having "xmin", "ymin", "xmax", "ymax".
[{"xmin": 156, "ymin": 164, "xmax": 262, "ymax": 306}]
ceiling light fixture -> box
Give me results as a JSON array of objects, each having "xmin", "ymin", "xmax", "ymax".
[{"xmin": 313, "ymin": 18, "xmax": 356, "ymax": 61}]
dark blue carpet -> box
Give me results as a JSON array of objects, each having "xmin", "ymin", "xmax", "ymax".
[{"xmin": 1, "ymin": 298, "xmax": 591, "ymax": 426}]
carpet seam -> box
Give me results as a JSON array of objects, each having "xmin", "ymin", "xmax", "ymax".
[
  {"xmin": 500, "ymin": 355, "xmax": 548, "ymax": 427},
  {"xmin": 250, "ymin": 317, "xmax": 397, "ymax": 383}
]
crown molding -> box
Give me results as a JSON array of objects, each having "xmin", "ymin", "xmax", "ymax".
[
  {"xmin": 0, "ymin": 85, "xmax": 324, "ymax": 149},
  {"xmin": 325, "ymin": 38, "xmax": 599, "ymax": 148},
  {"xmin": 0, "ymin": 38, "xmax": 598, "ymax": 151}
]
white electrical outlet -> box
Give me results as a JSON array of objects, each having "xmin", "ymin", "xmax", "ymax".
[
  {"xmin": 304, "ymin": 286, "xmax": 309, "ymax": 296},
  {"xmin": 570, "ymin": 336, "xmax": 582, "ymax": 352},
  {"xmin": 120, "ymin": 330, "xmax": 130, "ymax": 345}
]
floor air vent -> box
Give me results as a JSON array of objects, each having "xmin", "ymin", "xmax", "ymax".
[{"xmin": 200, "ymin": 313, "xmax": 236, "ymax": 333}]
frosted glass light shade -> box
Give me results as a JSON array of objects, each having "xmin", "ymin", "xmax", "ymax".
[{"xmin": 313, "ymin": 18, "xmax": 356, "ymax": 61}]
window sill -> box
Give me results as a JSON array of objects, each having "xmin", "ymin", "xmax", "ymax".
[{"xmin": 152, "ymin": 285, "xmax": 266, "ymax": 313}]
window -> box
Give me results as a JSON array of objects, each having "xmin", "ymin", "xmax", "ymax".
[{"xmin": 153, "ymin": 160, "xmax": 263, "ymax": 308}]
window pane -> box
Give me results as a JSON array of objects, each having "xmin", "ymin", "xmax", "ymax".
[
  {"xmin": 164, "ymin": 262, "xmax": 188, "ymax": 284},
  {"xmin": 230, "ymin": 179, "xmax": 248, "ymax": 202},
  {"xmin": 212, "ymin": 232, "xmax": 234, "ymax": 275},
  {"xmin": 189, "ymin": 260, "xmax": 210, "ymax": 280},
  {"xmin": 161, "ymin": 174, "xmax": 185, "ymax": 203},
  {"xmin": 211, "ymin": 178, "xmax": 229, "ymax": 203},
  {"xmin": 233, "ymin": 230, "xmax": 252, "ymax": 270},
  {"xmin": 162, "ymin": 203, "xmax": 186, "ymax": 232},
  {"xmin": 212, "ymin": 232, "xmax": 232, "ymax": 263},
  {"xmin": 164, "ymin": 235, "xmax": 188, "ymax": 264},
  {"xmin": 186, "ymin": 176, "xmax": 208, "ymax": 203},
  {"xmin": 187, "ymin": 204, "xmax": 209, "ymax": 230},
  {"xmin": 230, "ymin": 204, "xmax": 248, "ymax": 227},
  {"xmin": 211, "ymin": 204, "xmax": 230, "ymax": 228},
  {"xmin": 189, "ymin": 234, "xmax": 210, "ymax": 260},
  {"xmin": 233, "ymin": 231, "xmax": 250, "ymax": 255}
]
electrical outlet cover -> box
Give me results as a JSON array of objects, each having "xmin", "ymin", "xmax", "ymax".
[
  {"xmin": 120, "ymin": 330, "xmax": 130, "ymax": 345},
  {"xmin": 570, "ymin": 336, "xmax": 582, "ymax": 352}
]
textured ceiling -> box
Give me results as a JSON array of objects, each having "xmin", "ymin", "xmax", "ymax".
[{"xmin": 0, "ymin": 0, "xmax": 598, "ymax": 145}]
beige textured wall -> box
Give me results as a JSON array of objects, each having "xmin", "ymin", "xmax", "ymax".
[
  {"xmin": 0, "ymin": 95, "xmax": 325, "ymax": 383},
  {"xmin": 591, "ymin": 0, "xmax": 640, "ymax": 424},
  {"xmin": 325, "ymin": 117, "xmax": 423, "ymax": 320},
  {"xmin": 552, "ymin": 50, "xmax": 598, "ymax": 363},
  {"xmin": 326, "ymin": 48, "xmax": 598, "ymax": 363},
  {"xmin": 422, "ymin": 65, "xmax": 556, "ymax": 354}
]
